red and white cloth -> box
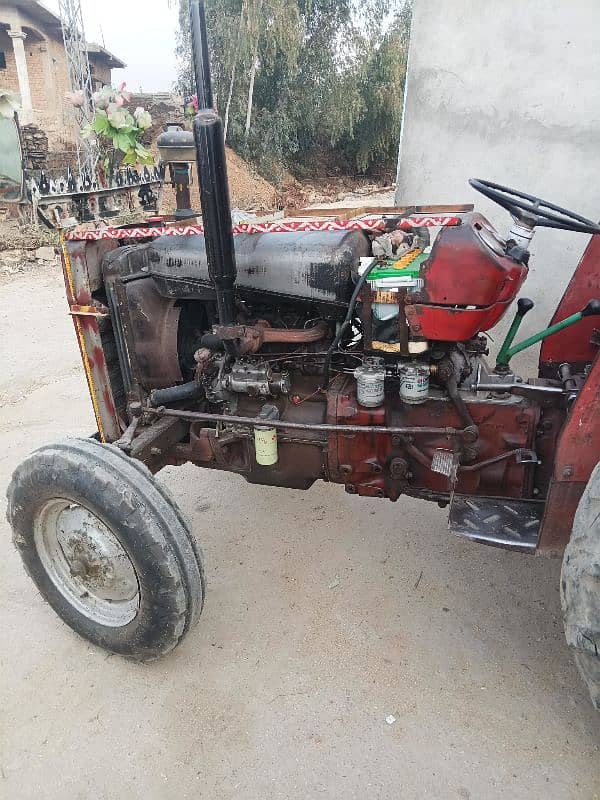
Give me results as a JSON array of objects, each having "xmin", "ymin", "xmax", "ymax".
[{"xmin": 66, "ymin": 215, "xmax": 461, "ymax": 241}]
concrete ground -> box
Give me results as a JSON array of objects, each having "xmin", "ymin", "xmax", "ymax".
[{"xmin": 0, "ymin": 261, "xmax": 598, "ymax": 800}]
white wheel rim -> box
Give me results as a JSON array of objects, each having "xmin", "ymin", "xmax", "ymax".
[{"xmin": 34, "ymin": 499, "xmax": 140, "ymax": 627}]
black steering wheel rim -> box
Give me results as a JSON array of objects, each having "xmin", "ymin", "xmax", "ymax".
[{"xmin": 469, "ymin": 178, "xmax": 600, "ymax": 235}]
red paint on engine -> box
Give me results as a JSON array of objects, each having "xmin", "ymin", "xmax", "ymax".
[{"xmin": 326, "ymin": 375, "xmax": 539, "ymax": 502}]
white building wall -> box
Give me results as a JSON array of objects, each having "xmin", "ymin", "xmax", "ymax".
[{"xmin": 396, "ymin": 0, "xmax": 600, "ymax": 358}]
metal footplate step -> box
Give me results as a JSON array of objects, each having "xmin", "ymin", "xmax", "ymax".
[{"xmin": 448, "ymin": 495, "xmax": 544, "ymax": 552}]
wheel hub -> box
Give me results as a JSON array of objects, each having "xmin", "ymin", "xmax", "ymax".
[
  {"xmin": 58, "ymin": 507, "xmax": 138, "ymax": 600},
  {"xmin": 34, "ymin": 500, "xmax": 140, "ymax": 627}
]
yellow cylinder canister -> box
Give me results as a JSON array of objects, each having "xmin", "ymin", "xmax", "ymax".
[{"xmin": 254, "ymin": 403, "xmax": 279, "ymax": 466}]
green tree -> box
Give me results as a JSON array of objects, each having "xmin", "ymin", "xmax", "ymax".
[
  {"xmin": 176, "ymin": 0, "xmax": 412, "ymax": 181},
  {"xmin": 329, "ymin": 5, "xmax": 413, "ymax": 175}
]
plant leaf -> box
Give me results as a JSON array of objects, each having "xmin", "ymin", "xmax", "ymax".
[{"xmin": 91, "ymin": 111, "xmax": 110, "ymax": 134}]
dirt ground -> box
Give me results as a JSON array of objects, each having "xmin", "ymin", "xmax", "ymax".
[
  {"xmin": 0, "ymin": 252, "xmax": 598, "ymax": 799},
  {"xmin": 159, "ymin": 147, "xmax": 279, "ymax": 215}
]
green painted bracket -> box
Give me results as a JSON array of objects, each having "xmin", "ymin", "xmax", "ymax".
[
  {"xmin": 496, "ymin": 298, "xmax": 534, "ymax": 366},
  {"xmin": 496, "ymin": 299, "xmax": 600, "ymax": 369}
]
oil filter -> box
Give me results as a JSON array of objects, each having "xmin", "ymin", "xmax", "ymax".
[
  {"xmin": 354, "ymin": 359, "xmax": 386, "ymax": 408},
  {"xmin": 399, "ymin": 362, "xmax": 429, "ymax": 404},
  {"xmin": 254, "ymin": 403, "xmax": 279, "ymax": 465}
]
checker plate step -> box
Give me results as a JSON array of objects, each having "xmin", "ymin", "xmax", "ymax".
[{"xmin": 448, "ymin": 496, "xmax": 544, "ymax": 552}]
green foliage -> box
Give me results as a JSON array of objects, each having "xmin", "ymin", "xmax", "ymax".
[
  {"xmin": 82, "ymin": 86, "xmax": 154, "ymax": 167},
  {"xmin": 329, "ymin": 7, "xmax": 413, "ymax": 174},
  {"xmin": 176, "ymin": 0, "xmax": 412, "ymax": 179}
]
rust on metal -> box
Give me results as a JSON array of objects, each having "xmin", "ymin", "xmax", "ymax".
[
  {"xmin": 61, "ymin": 237, "xmax": 121, "ymax": 442},
  {"xmin": 68, "ymin": 304, "xmax": 109, "ymax": 317},
  {"xmin": 120, "ymin": 280, "xmax": 182, "ymax": 390},
  {"xmin": 537, "ymin": 353, "xmax": 600, "ymax": 554},
  {"xmin": 143, "ymin": 404, "xmax": 465, "ymax": 437},
  {"xmin": 214, "ymin": 320, "xmax": 328, "ymax": 354},
  {"xmin": 289, "ymin": 204, "xmax": 475, "ymax": 218}
]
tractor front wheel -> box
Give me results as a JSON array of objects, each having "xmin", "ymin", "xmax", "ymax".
[
  {"xmin": 6, "ymin": 438, "xmax": 205, "ymax": 661},
  {"xmin": 561, "ymin": 461, "xmax": 600, "ymax": 710}
]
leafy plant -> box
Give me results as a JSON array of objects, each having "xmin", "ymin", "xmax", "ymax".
[{"xmin": 78, "ymin": 84, "xmax": 154, "ymax": 167}]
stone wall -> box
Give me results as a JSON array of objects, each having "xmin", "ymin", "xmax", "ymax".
[
  {"xmin": 132, "ymin": 92, "xmax": 187, "ymax": 146},
  {"xmin": 20, "ymin": 123, "xmax": 47, "ymax": 170},
  {"xmin": 19, "ymin": 122, "xmax": 77, "ymax": 173}
]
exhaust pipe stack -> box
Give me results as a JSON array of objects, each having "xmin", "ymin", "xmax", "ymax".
[{"xmin": 189, "ymin": 0, "xmax": 237, "ymax": 325}]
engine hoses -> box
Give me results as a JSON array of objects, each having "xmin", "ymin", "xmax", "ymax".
[{"xmin": 321, "ymin": 258, "xmax": 378, "ymax": 388}]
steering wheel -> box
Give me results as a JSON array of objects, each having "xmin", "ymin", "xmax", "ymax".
[{"xmin": 469, "ymin": 178, "xmax": 600, "ymax": 235}]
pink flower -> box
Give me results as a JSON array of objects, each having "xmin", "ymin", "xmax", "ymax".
[{"xmin": 118, "ymin": 82, "xmax": 133, "ymax": 103}]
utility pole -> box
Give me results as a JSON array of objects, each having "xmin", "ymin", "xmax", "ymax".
[{"xmin": 58, "ymin": 0, "xmax": 98, "ymax": 181}]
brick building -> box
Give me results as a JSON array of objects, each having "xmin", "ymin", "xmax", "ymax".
[{"xmin": 0, "ymin": 0, "xmax": 124, "ymax": 149}]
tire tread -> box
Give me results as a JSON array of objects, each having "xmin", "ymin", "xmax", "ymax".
[
  {"xmin": 561, "ymin": 460, "xmax": 600, "ymax": 710},
  {"xmin": 6, "ymin": 438, "xmax": 205, "ymax": 661}
]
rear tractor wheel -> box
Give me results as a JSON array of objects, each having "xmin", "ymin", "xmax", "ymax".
[
  {"xmin": 561, "ymin": 461, "xmax": 600, "ymax": 709},
  {"xmin": 6, "ymin": 438, "xmax": 205, "ymax": 661}
]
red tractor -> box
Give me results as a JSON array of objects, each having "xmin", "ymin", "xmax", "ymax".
[{"xmin": 7, "ymin": 1, "xmax": 600, "ymax": 709}]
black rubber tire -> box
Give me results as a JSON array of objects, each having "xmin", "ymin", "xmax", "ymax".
[
  {"xmin": 561, "ymin": 461, "xmax": 600, "ymax": 710},
  {"xmin": 6, "ymin": 438, "xmax": 205, "ymax": 661}
]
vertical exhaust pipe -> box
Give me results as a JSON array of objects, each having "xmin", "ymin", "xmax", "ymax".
[{"xmin": 189, "ymin": 0, "xmax": 237, "ymax": 325}]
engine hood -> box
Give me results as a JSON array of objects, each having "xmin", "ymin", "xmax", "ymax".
[{"xmin": 146, "ymin": 229, "xmax": 370, "ymax": 306}]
